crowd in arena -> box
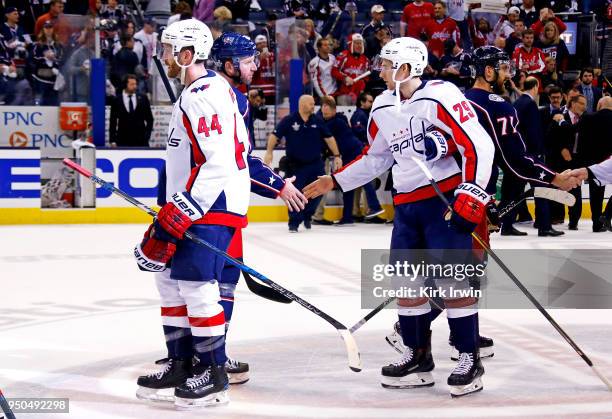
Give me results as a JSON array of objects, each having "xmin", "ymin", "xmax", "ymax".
[{"xmin": 0, "ymin": 0, "xmax": 610, "ymax": 233}]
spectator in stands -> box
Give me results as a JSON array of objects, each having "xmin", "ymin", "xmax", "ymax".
[
  {"xmin": 217, "ymin": 0, "xmax": 250, "ymax": 21},
  {"xmin": 92, "ymin": 0, "xmax": 103, "ymax": 16},
  {"xmin": 350, "ymin": 91, "xmax": 372, "ymax": 144},
  {"xmin": 110, "ymin": 35, "xmax": 140, "ymax": 92},
  {"xmin": 493, "ymin": 6, "xmax": 520, "ymax": 42},
  {"xmin": 424, "ymin": 1, "xmax": 460, "ymax": 58},
  {"xmin": 168, "ymin": 1, "xmax": 192, "ymax": 26},
  {"xmin": 577, "ymin": 96, "xmax": 612, "ymax": 231},
  {"xmin": 468, "ymin": 14, "xmax": 495, "ymax": 49},
  {"xmin": 117, "ymin": 21, "xmax": 145, "ymax": 65},
  {"xmin": 506, "ymin": 69, "xmax": 527, "ymax": 102},
  {"xmin": 31, "ymin": 20, "xmax": 63, "ymax": 106},
  {"xmin": 400, "ymin": 0, "xmax": 434, "ymax": 39},
  {"xmin": 519, "ymin": 0, "xmax": 538, "ymax": 28},
  {"xmin": 577, "ymin": 67, "xmax": 603, "ymax": 113},
  {"xmin": 35, "ymin": 0, "xmax": 64, "ymax": 36},
  {"xmin": 308, "ymin": 37, "xmax": 337, "ymax": 99},
  {"xmin": 363, "ymin": 4, "xmax": 387, "ymax": 39},
  {"xmin": 531, "ymin": 8, "xmax": 567, "ymax": 36},
  {"xmin": 284, "ymin": 0, "xmax": 313, "ymax": 18},
  {"xmin": 551, "ymin": 94, "xmax": 587, "ymax": 230},
  {"xmin": 447, "ymin": 0, "xmax": 470, "ymax": 50},
  {"xmin": 540, "ymin": 57, "xmax": 565, "ymax": 97},
  {"xmin": 134, "ymin": 18, "xmax": 156, "ymax": 71},
  {"xmin": 332, "ymin": 33, "xmax": 369, "ymax": 105},
  {"xmin": 66, "ymin": 32, "xmax": 95, "ymax": 102},
  {"xmin": 540, "ymin": 85, "xmax": 564, "ymax": 151},
  {"xmin": 439, "ymin": 39, "xmax": 472, "ymax": 91},
  {"xmin": 366, "ymin": 32, "xmax": 391, "ymax": 95},
  {"xmin": 251, "ymin": 34, "xmax": 276, "ymax": 102},
  {"xmin": 193, "ymin": 0, "xmax": 215, "ymax": 22},
  {"xmin": 109, "ymin": 74, "xmax": 153, "ymax": 148},
  {"xmin": 419, "ymin": 34, "xmax": 441, "ymax": 80},
  {"xmin": 512, "ymin": 28, "xmax": 546, "ymax": 75},
  {"xmin": 304, "ymin": 18, "xmax": 321, "ymax": 58},
  {"xmin": 503, "ymin": 19, "xmax": 525, "ymax": 55},
  {"xmin": 248, "ymin": 88, "xmax": 268, "ymax": 145},
  {"xmin": 264, "ymin": 94, "xmax": 341, "ymax": 232},
  {"xmin": 100, "ymin": 0, "xmax": 124, "ymax": 23},
  {"xmin": 2, "ymin": 7, "xmax": 28, "ymax": 48},
  {"xmin": 365, "ymin": 22, "xmax": 391, "ymax": 60},
  {"xmin": 101, "ymin": 21, "xmax": 120, "ymax": 60},
  {"xmin": 536, "ymin": 21, "xmax": 569, "ymax": 72}
]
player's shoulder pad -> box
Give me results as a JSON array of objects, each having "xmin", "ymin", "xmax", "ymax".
[
  {"xmin": 371, "ymin": 90, "xmax": 395, "ymax": 114},
  {"xmin": 415, "ymin": 79, "xmax": 462, "ymax": 102}
]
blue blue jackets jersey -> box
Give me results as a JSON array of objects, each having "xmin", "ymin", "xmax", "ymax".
[
  {"xmin": 465, "ymin": 88, "xmax": 556, "ymax": 193},
  {"xmin": 231, "ymin": 86, "xmax": 285, "ymax": 199},
  {"xmin": 273, "ymin": 112, "xmax": 332, "ymax": 165}
]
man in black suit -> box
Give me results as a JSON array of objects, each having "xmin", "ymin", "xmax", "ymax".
[
  {"xmin": 539, "ymin": 86, "xmax": 564, "ymax": 223},
  {"xmin": 549, "ymin": 94, "xmax": 587, "ymax": 230},
  {"xmin": 109, "ymin": 74, "xmax": 153, "ymax": 147},
  {"xmin": 577, "ymin": 96, "xmax": 612, "ymax": 232},
  {"xmin": 512, "ymin": 77, "xmax": 563, "ymax": 236},
  {"xmin": 576, "ymin": 68, "xmax": 602, "ymax": 114}
]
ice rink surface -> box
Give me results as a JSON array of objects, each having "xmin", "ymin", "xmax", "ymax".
[{"xmin": 2, "ymin": 222, "xmax": 612, "ymax": 418}]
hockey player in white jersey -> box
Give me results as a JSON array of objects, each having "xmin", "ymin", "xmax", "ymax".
[
  {"xmin": 133, "ymin": 19, "xmax": 250, "ymax": 408},
  {"xmin": 304, "ymin": 37, "xmax": 495, "ymax": 397}
]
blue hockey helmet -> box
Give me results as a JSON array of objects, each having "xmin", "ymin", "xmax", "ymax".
[
  {"xmin": 210, "ymin": 32, "xmax": 259, "ymax": 78},
  {"xmin": 472, "ymin": 46, "xmax": 514, "ymax": 79}
]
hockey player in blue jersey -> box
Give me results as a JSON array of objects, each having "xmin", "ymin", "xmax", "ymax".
[{"xmin": 209, "ymin": 32, "xmax": 308, "ymax": 383}]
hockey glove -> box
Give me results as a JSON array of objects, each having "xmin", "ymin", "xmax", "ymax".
[
  {"xmin": 156, "ymin": 192, "xmax": 204, "ymax": 240},
  {"xmin": 486, "ymin": 201, "xmax": 500, "ymax": 233},
  {"xmin": 423, "ymin": 131, "xmax": 449, "ymax": 162},
  {"xmin": 134, "ymin": 224, "xmax": 176, "ymax": 272},
  {"xmin": 447, "ymin": 183, "xmax": 490, "ymax": 233}
]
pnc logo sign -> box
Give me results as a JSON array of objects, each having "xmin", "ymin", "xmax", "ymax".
[{"xmin": 9, "ymin": 131, "xmax": 28, "ymax": 147}]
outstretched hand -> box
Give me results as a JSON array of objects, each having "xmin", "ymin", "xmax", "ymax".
[
  {"xmin": 303, "ymin": 175, "xmax": 335, "ymax": 199},
  {"xmin": 567, "ymin": 167, "xmax": 589, "ymax": 181},
  {"xmin": 280, "ymin": 176, "xmax": 308, "ymax": 212},
  {"xmin": 552, "ymin": 169, "xmax": 583, "ymax": 191}
]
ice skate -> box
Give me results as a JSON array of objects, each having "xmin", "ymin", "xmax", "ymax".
[
  {"xmin": 136, "ymin": 358, "xmax": 192, "ymax": 402},
  {"xmin": 448, "ymin": 352, "xmax": 484, "ymax": 397}
]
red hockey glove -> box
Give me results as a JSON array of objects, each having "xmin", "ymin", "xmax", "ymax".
[
  {"xmin": 156, "ymin": 192, "xmax": 204, "ymax": 240},
  {"xmin": 448, "ymin": 183, "xmax": 490, "ymax": 233},
  {"xmin": 134, "ymin": 224, "xmax": 176, "ymax": 272}
]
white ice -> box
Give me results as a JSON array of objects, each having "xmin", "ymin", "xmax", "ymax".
[{"xmin": 2, "ymin": 222, "xmax": 612, "ymax": 418}]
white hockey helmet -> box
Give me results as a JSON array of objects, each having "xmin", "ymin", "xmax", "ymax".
[
  {"xmin": 379, "ymin": 37, "xmax": 428, "ymax": 110},
  {"xmin": 161, "ymin": 18, "xmax": 213, "ymax": 72}
]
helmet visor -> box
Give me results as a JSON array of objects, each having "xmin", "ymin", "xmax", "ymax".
[{"xmin": 497, "ymin": 60, "xmax": 516, "ymax": 78}]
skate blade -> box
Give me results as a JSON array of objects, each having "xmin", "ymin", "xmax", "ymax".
[
  {"xmin": 385, "ymin": 334, "xmax": 405, "ymax": 355},
  {"xmin": 450, "ymin": 378, "xmax": 483, "ymax": 398},
  {"xmin": 228, "ymin": 372, "xmax": 250, "ymax": 385},
  {"xmin": 450, "ymin": 346, "xmax": 494, "ymax": 361},
  {"xmin": 136, "ymin": 386, "xmax": 175, "ymax": 403},
  {"xmin": 381, "ymin": 372, "xmax": 435, "ymax": 389},
  {"xmin": 174, "ymin": 390, "xmax": 229, "ymax": 409}
]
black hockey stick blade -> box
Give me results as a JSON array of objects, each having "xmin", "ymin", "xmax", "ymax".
[{"xmin": 243, "ymin": 272, "xmax": 292, "ymax": 304}]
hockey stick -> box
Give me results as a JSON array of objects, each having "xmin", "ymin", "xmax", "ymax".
[
  {"xmin": 349, "ymin": 296, "xmax": 395, "ymax": 333},
  {"xmin": 411, "ymin": 156, "xmax": 612, "ymax": 391},
  {"xmin": 152, "ymin": 49, "xmax": 289, "ymax": 305},
  {"xmin": 498, "ymin": 187, "xmax": 575, "ymax": 219},
  {"xmin": 0, "ymin": 389, "xmax": 16, "ymax": 419},
  {"xmin": 352, "ymin": 70, "xmax": 371, "ymax": 83},
  {"xmin": 63, "ymin": 158, "xmax": 362, "ymax": 372}
]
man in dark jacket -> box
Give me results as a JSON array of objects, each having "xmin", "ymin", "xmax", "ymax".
[
  {"xmin": 577, "ymin": 96, "xmax": 612, "ymax": 231},
  {"xmin": 576, "ymin": 67, "xmax": 602, "ymax": 113},
  {"xmin": 549, "ymin": 94, "xmax": 587, "ymax": 230},
  {"xmin": 109, "ymin": 74, "xmax": 153, "ymax": 147},
  {"xmin": 513, "ymin": 77, "xmax": 563, "ymax": 236},
  {"xmin": 350, "ymin": 92, "xmax": 373, "ymax": 144}
]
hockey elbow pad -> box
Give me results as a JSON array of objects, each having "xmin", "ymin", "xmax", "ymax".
[{"xmin": 156, "ymin": 192, "xmax": 204, "ymax": 240}]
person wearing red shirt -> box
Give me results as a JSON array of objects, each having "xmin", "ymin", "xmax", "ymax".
[
  {"xmin": 34, "ymin": 0, "xmax": 64, "ymax": 36},
  {"xmin": 251, "ymin": 34, "xmax": 276, "ymax": 101},
  {"xmin": 512, "ymin": 28, "xmax": 547, "ymax": 75},
  {"xmin": 400, "ymin": 0, "xmax": 435, "ymax": 39},
  {"xmin": 331, "ymin": 33, "xmax": 370, "ymax": 105},
  {"xmin": 424, "ymin": 1, "xmax": 460, "ymax": 58},
  {"xmin": 531, "ymin": 8, "xmax": 567, "ymax": 37}
]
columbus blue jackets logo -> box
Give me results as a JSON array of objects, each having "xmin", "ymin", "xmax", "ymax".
[{"xmin": 191, "ymin": 84, "xmax": 210, "ymax": 94}]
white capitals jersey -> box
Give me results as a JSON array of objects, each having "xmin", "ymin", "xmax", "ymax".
[
  {"xmin": 165, "ymin": 70, "xmax": 250, "ymax": 228},
  {"xmin": 308, "ymin": 54, "xmax": 338, "ymax": 97},
  {"xmin": 334, "ymin": 80, "xmax": 495, "ymax": 205}
]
